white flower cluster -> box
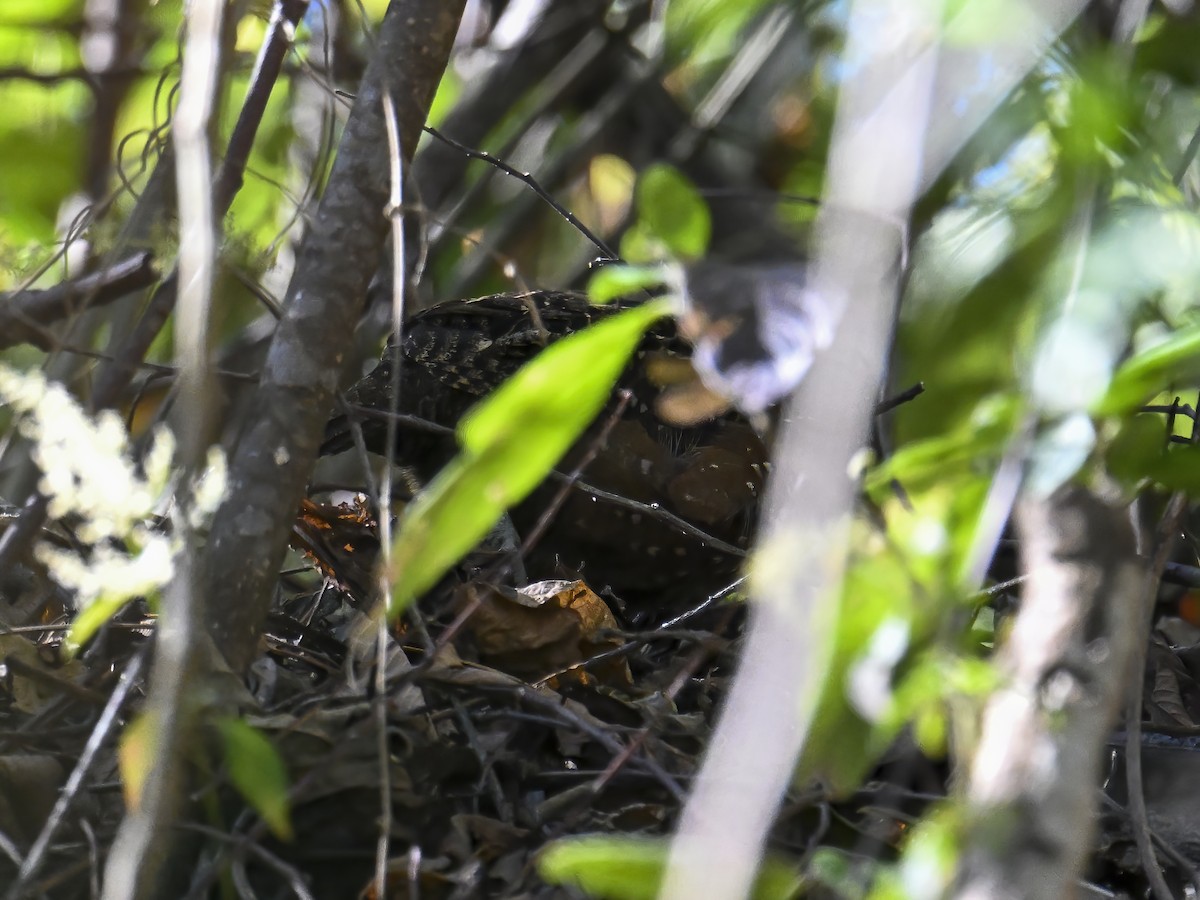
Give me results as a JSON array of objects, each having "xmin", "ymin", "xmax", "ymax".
[{"xmin": 0, "ymin": 365, "xmax": 226, "ymax": 612}]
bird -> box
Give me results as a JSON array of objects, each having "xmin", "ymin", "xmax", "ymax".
[{"xmin": 319, "ymin": 290, "xmax": 769, "ymax": 605}]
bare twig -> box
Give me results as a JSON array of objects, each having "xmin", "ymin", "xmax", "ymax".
[
  {"xmin": 1124, "ymin": 493, "xmax": 1192, "ymax": 900},
  {"xmin": 99, "ymin": 0, "xmax": 224, "ymax": 893},
  {"xmin": 6, "ymin": 649, "xmax": 148, "ymax": 900},
  {"xmin": 371, "ymin": 84, "xmax": 410, "ymax": 900},
  {"xmin": 424, "ymin": 125, "xmax": 617, "ymax": 260}
]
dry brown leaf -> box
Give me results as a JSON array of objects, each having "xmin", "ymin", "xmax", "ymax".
[
  {"xmin": 457, "ymin": 580, "xmax": 629, "ymax": 684},
  {"xmin": 0, "ymin": 633, "xmax": 85, "ymax": 714}
]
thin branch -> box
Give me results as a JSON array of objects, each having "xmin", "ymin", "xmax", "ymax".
[
  {"xmin": 424, "ymin": 124, "xmax": 617, "ymax": 260},
  {"xmin": 99, "ymin": 0, "xmax": 224, "ymax": 891},
  {"xmin": 371, "ymin": 84, "xmax": 410, "ymax": 900},
  {"xmin": 6, "ymin": 649, "xmax": 148, "ymax": 900},
  {"xmin": 956, "ymin": 490, "xmax": 1142, "ymax": 899},
  {"xmin": 0, "ymin": 252, "xmax": 158, "ymax": 351}
]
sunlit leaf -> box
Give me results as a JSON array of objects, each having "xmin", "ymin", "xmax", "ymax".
[
  {"xmin": 635, "ymin": 164, "xmax": 711, "ymax": 261},
  {"xmin": 801, "ymin": 471, "xmax": 994, "ymax": 793},
  {"xmin": 0, "ymin": 0, "xmax": 80, "ymax": 25},
  {"xmin": 389, "ymin": 300, "xmax": 672, "ymax": 612},
  {"xmin": 1053, "ymin": 59, "xmax": 1133, "ymax": 164},
  {"xmin": 539, "ymin": 835, "xmax": 803, "ymax": 900},
  {"xmin": 867, "ymin": 395, "xmax": 1018, "ymax": 497},
  {"xmin": 619, "ymin": 221, "xmax": 667, "ymax": 265},
  {"xmin": 1099, "ymin": 322, "xmax": 1200, "ymax": 413},
  {"xmin": 65, "ymin": 593, "xmax": 142, "ymax": 657},
  {"xmin": 586, "ymin": 264, "xmax": 668, "ymax": 304},
  {"xmin": 942, "ymin": 0, "xmax": 1040, "ymax": 45},
  {"xmin": 459, "ymin": 300, "xmax": 670, "ymax": 452},
  {"xmin": 118, "ymin": 712, "xmax": 155, "ymax": 812}
]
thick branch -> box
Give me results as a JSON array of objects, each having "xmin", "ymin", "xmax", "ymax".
[
  {"xmin": 203, "ymin": 0, "xmax": 466, "ymax": 673},
  {"xmin": 955, "ymin": 489, "xmax": 1142, "ymax": 899}
]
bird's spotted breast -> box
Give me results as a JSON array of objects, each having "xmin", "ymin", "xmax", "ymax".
[{"xmin": 321, "ymin": 290, "xmax": 769, "ymax": 602}]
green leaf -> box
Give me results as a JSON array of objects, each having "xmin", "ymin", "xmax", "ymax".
[
  {"xmin": 389, "ymin": 299, "xmax": 672, "ymax": 612},
  {"xmin": 0, "ymin": 0, "xmax": 80, "ymax": 23},
  {"xmin": 538, "ymin": 836, "xmax": 803, "ymax": 900},
  {"xmin": 800, "ymin": 476, "xmax": 993, "ymax": 793},
  {"xmin": 586, "ymin": 264, "xmax": 668, "ymax": 304},
  {"xmin": 875, "ymin": 806, "xmax": 964, "ymax": 900},
  {"xmin": 867, "ymin": 395, "xmax": 1018, "ymax": 497},
  {"xmin": 1106, "ymin": 412, "xmax": 1200, "ymax": 494},
  {"xmin": 1106, "ymin": 413, "xmax": 1168, "ymax": 485},
  {"xmin": 1099, "ymin": 323, "xmax": 1200, "ymax": 413},
  {"xmin": 65, "ymin": 592, "xmax": 142, "ymax": 657},
  {"xmin": 618, "ymin": 221, "xmax": 668, "ymax": 265},
  {"xmin": 799, "ymin": 534, "xmax": 917, "ymax": 793},
  {"xmin": 805, "ymin": 848, "xmax": 877, "ymax": 900},
  {"xmin": 635, "ymin": 164, "xmax": 711, "ymax": 261},
  {"xmin": 218, "ymin": 718, "xmax": 292, "ymax": 841}
]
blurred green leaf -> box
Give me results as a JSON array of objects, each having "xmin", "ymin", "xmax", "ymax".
[
  {"xmin": 0, "ymin": 0, "xmax": 80, "ymax": 25},
  {"xmin": 586, "ymin": 264, "xmax": 668, "ymax": 304},
  {"xmin": 805, "ymin": 848, "xmax": 876, "ymax": 900},
  {"xmin": 802, "ymin": 465, "xmax": 996, "ymax": 794},
  {"xmin": 1105, "ymin": 411, "xmax": 1200, "ymax": 494},
  {"xmin": 888, "ymin": 653, "xmax": 998, "ymax": 758},
  {"xmin": 1137, "ymin": 13, "xmax": 1200, "ymax": 85},
  {"xmin": 942, "ymin": 0, "xmax": 1040, "ymax": 45},
  {"xmin": 389, "ymin": 300, "xmax": 671, "ymax": 612},
  {"xmin": 218, "ymin": 718, "xmax": 293, "ymax": 841},
  {"xmin": 872, "ymin": 807, "xmax": 963, "ymax": 900},
  {"xmin": 1052, "ymin": 59, "xmax": 1134, "ymax": 165},
  {"xmin": 65, "ymin": 593, "xmax": 136, "ymax": 657},
  {"xmin": 799, "ymin": 524, "xmax": 919, "ymax": 793},
  {"xmin": 894, "ymin": 206, "xmax": 1062, "ymax": 447},
  {"xmin": 619, "ymin": 221, "xmax": 667, "ymax": 265},
  {"xmin": 868, "ymin": 395, "xmax": 1018, "ymax": 498},
  {"xmin": 664, "ymin": 0, "xmax": 777, "ymax": 83},
  {"xmin": 538, "ymin": 836, "xmax": 803, "ymax": 900},
  {"xmin": 634, "ymin": 164, "xmax": 711, "ymax": 261},
  {"xmin": 1106, "ymin": 413, "xmax": 1168, "ymax": 486},
  {"xmin": 0, "ymin": 80, "xmax": 87, "ymax": 245},
  {"xmin": 427, "ymin": 68, "xmax": 463, "ymax": 129},
  {"xmin": 1099, "ymin": 322, "xmax": 1200, "ymax": 413}
]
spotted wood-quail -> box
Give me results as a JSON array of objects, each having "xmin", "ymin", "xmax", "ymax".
[{"xmin": 320, "ymin": 291, "xmax": 768, "ymax": 600}]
